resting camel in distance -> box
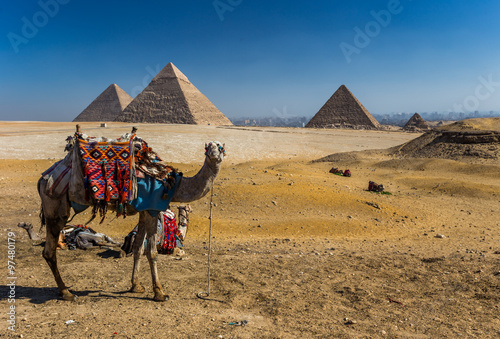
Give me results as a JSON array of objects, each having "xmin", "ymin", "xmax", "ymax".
[{"xmin": 38, "ymin": 129, "xmax": 225, "ymax": 302}]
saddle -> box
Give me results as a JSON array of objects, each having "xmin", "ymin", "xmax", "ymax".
[
  {"xmin": 78, "ymin": 134, "xmax": 134, "ymax": 205},
  {"xmin": 329, "ymin": 167, "xmax": 352, "ymax": 177},
  {"xmin": 45, "ymin": 126, "xmax": 181, "ymax": 224}
]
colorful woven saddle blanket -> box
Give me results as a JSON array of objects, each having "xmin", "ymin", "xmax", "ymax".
[
  {"xmin": 69, "ymin": 131, "xmax": 182, "ymax": 224},
  {"xmin": 42, "ymin": 152, "xmax": 72, "ymax": 199},
  {"xmin": 77, "ymin": 133, "xmax": 134, "ymax": 204},
  {"xmin": 157, "ymin": 210, "xmax": 183, "ymax": 254}
]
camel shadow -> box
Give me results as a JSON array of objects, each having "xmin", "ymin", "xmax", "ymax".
[
  {"xmin": 0, "ymin": 285, "xmax": 98, "ymax": 304},
  {"xmin": 96, "ymin": 292, "xmax": 168, "ymax": 302},
  {"xmin": 97, "ymin": 248, "xmax": 123, "ymax": 259},
  {"xmin": 1, "ymin": 284, "xmax": 221, "ymax": 303},
  {"xmin": 0, "ymin": 284, "xmax": 173, "ymax": 303}
]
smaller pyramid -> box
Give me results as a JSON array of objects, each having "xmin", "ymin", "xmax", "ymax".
[
  {"xmin": 73, "ymin": 84, "xmax": 133, "ymax": 122},
  {"xmin": 115, "ymin": 63, "xmax": 232, "ymax": 125},
  {"xmin": 403, "ymin": 113, "xmax": 430, "ymax": 131},
  {"xmin": 306, "ymin": 85, "xmax": 380, "ymax": 129}
]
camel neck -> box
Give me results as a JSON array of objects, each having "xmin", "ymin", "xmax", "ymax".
[{"xmin": 171, "ymin": 156, "xmax": 221, "ymax": 203}]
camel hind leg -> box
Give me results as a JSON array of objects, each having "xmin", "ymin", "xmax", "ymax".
[
  {"xmin": 43, "ymin": 217, "xmax": 75, "ymax": 301},
  {"xmin": 144, "ymin": 212, "xmax": 167, "ymax": 302},
  {"xmin": 38, "ymin": 178, "xmax": 75, "ymax": 301},
  {"xmin": 130, "ymin": 219, "xmax": 146, "ymax": 293}
]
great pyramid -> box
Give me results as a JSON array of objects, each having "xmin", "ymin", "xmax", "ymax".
[
  {"xmin": 73, "ymin": 84, "xmax": 133, "ymax": 122},
  {"xmin": 403, "ymin": 113, "xmax": 430, "ymax": 131},
  {"xmin": 305, "ymin": 85, "xmax": 380, "ymax": 129},
  {"xmin": 114, "ymin": 63, "xmax": 232, "ymax": 125}
]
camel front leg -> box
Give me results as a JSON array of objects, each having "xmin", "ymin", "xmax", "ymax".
[
  {"xmin": 144, "ymin": 212, "xmax": 168, "ymax": 302},
  {"xmin": 130, "ymin": 219, "xmax": 146, "ymax": 293},
  {"xmin": 43, "ymin": 218, "xmax": 76, "ymax": 301}
]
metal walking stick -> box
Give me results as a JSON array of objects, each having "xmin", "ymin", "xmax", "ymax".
[{"xmin": 197, "ymin": 182, "xmax": 214, "ymax": 300}]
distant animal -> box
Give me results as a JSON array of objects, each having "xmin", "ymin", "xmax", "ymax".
[
  {"xmin": 176, "ymin": 204, "xmax": 192, "ymax": 243},
  {"xmin": 38, "ymin": 128, "xmax": 225, "ymax": 302},
  {"xmin": 17, "ymin": 222, "xmax": 39, "ymax": 240}
]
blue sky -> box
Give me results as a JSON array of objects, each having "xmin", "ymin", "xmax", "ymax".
[{"xmin": 1, "ymin": 0, "xmax": 500, "ymax": 121}]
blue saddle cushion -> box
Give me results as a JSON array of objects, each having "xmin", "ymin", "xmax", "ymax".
[{"xmin": 129, "ymin": 173, "xmax": 181, "ymax": 215}]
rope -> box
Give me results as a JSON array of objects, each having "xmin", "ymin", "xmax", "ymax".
[{"xmin": 197, "ymin": 180, "xmax": 214, "ymax": 300}]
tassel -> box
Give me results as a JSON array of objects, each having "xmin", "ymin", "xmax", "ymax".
[
  {"xmin": 102, "ymin": 163, "xmax": 110, "ymax": 202},
  {"xmin": 85, "ymin": 204, "xmax": 98, "ymax": 225},
  {"xmin": 116, "ymin": 202, "xmax": 126, "ymax": 218},
  {"xmin": 99, "ymin": 200, "xmax": 107, "ymax": 224}
]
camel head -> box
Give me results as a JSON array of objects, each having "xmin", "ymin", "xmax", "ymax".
[
  {"xmin": 205, "ymin": 141, "xmax": 225, "ymax": 163},
  {"xmin": 64, "ymin": 136, "xmax": 75, "ymax": 152}
]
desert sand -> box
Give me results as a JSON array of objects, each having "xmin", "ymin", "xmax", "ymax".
[{"xmin": 1, "ymin": 121, "xmax": 499, "ymax": 338}]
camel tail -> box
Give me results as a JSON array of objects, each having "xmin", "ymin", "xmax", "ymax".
[
  {"xmin": 39, "ymin": 203, "xmax": 46, "ymax": 234},
  {"xmin": 37, "ymin": 177, "xmax": 46, "ymax": 233}
]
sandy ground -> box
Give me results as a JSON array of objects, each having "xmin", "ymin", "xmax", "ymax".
[
  {"xmin": 0, "ymin": 122, "xmax": 415, "ymax": 163},
  {"xmin": 0, "ymin": 122, "xmax": 499, "ymax": 338}
]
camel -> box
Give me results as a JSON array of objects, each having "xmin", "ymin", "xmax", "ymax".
[
  {"xmin": 172, "ymin": 204, "xmax": 192, "ymax": 256},
  {"xmin": 38, "ymin": 131, "xmax": 225, "ymax": 302},
  {"xmin": 176, "ymin": 204, "xmax": 192, "ymax": 241},
  {"xmin": 18, "ymin": 222, "xmax": 40, "ymax": 240}
]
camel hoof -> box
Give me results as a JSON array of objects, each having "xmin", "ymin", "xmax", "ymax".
[
  {"xmin": 130, "ymin": 284, "xmax": 145, "ymax": 293},
  {"xmin": 153, "ymin": 286, "xmax": 168, "ymax": 302},
  {"xmin": 153, "ymin": 293, "xmax": 169, "ymax": 302},
  {"xmin": 61, "ymin": 290, "xmax": 77, "ymax": 301}
]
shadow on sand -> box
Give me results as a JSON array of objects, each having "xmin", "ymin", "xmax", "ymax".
[
  {"xmin": 0, "ymin": 285, "xmax": 172, "ymax": 303},
  {"xmin": 0, "ymin": 285, "xmax": 97, "ymax": 304},
  {"xmin": 97, "ymin": 248, "xmax": 123, "ymax": 259}
]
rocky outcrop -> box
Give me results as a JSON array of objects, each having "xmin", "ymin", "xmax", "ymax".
[{"xmin": 394, "ymin": 119, "xmax": 500, "ymax": 160}]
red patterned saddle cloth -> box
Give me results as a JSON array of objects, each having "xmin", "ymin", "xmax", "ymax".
[
  {"xmin": 78, "ymin": 134, "xmax": 134, "ymax": 204},
  {"xmin": 157, "ymin": 210, "xmax": 180, "ymax": 254}
]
